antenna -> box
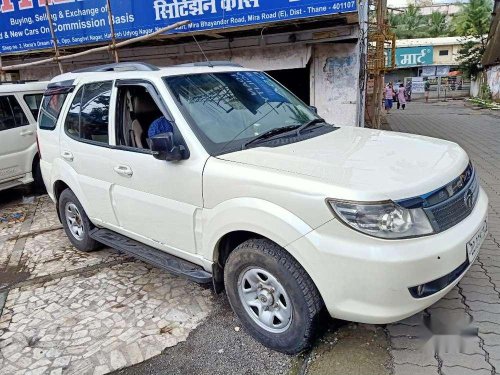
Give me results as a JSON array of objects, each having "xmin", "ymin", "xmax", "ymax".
[{"xmin": 192, "ymin": 35, "xmax": 213, "ymax": 68}]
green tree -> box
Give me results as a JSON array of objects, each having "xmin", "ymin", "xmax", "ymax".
[
  {"xmin": 451, "ymin": 0, "xmax": 493, "ymax": 78},
  {"xmin": 457, "ymin": 41, "xmax": 485, "ymax": 78},
  {"xmin": 427, "ymin": 11, "xmax": 449, "ymax": 38},
  {"xmin": 450, "ymin": 0, "xmax": 493, "ymax": 42},
  {"xmin": 388, "ymin": 5, "xmax": 429, "ymax": 39}
]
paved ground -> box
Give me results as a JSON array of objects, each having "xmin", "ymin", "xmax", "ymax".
[
  {"xmin": 1, "ymin": 100, "xmax": 499, "ymax": 375},
  {"xmin": 0, "ymin": 190, "xmax": 214, "ymax": 375},
  {"xmin": 384, "ymin": 100, "xmax": 500, "ymax": 375}
]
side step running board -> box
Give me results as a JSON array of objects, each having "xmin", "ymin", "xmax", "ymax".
[{"xmin": 89, "ymin": 228, "xmax": 212, "ymax": 284}]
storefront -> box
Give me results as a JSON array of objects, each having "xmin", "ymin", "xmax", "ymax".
[
  {"xmin": 0, "ymin": 0, "xmax": 367, "ymax": 127},
  {"xmin": 384, "ymin": 45, "xmax": 434, "ymax": 82},
  {"xmin": 383, "ymin": 38, "xmax": 470, "ymax": 100}
]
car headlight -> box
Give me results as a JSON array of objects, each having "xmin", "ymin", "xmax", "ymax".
[{"xmin": 328, "ymin": 200, "xmax": 434, "ymax": 239}]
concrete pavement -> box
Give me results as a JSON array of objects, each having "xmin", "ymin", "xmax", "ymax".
[
  {"xmin": 0, "ymin": 192, "xmax": 214, "ymax": 375},
  {"xmin": 384, "ymin": 100, "xmax": 500, "ymax": 375}
]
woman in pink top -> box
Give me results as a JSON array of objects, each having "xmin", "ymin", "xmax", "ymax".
[
  {"xmin": 397, "ymin": 83, "xmax": 406, "ymax": 110},
  {"xmin": 384, "ymin": 83, "xmax": 395, "ymax": 113}
]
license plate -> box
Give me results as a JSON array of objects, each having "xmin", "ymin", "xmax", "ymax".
[{"xmin": 467, "ymin": 219, "xmax": 488, "ymax": 261}]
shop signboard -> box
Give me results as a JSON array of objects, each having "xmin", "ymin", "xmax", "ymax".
[
  {"xmin": 411, "ymin": 76, "xmax": 425, "ymax": 93},
  {"xmin": 435, "ymin": 65, "xmax": 450, "ymax": 77},
  {"xmin": 421, "ymin": 66, "xmax": 436, "ymax": 77},
  {"xmin": 386, "ymin": 46, "xmax": 434, "ymax": 68},
  {"xmin": 0, "ymin": 0, "xmax": 357, "ymax": 54}
]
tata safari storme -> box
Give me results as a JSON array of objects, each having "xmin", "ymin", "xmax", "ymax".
[
  {"xmin": 0, "ymin": 81, "xmax": 47, "ymax": 192},
  {"xmin": 38, "ymin": 62, "xmax": 488, "ymax": 354}
]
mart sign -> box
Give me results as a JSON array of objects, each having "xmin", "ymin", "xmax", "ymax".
[{"xmin": 386, "ymin": 46, "xmax": 434, "ymax": 68}]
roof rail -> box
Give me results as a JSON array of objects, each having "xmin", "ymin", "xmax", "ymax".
[
  {"xmin": 0, "ymin": 80, "xmax": 38, "ymax": 85},
  {"xmin": 72, "ymin": 62, "xmax": 160, "ymax": 73},
  {"xmin": 176, "ymin": 61, "xmax": 243, "ymax": 68},
  {"xmin": 47, "ymin": 79, "xmax": 75, "ymax": 89}
]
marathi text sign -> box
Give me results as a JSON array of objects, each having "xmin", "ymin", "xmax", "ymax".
[
  {"xmin": 411, "ymin": 77, "xmax": 425, "ymax": 93},
  {"xmin": 386, "ymin": 46, "xmax": 434, "ymax": 68},
  {"xmin": 0, "ymin": 0, "xmax": 357, "ymax": 54}
]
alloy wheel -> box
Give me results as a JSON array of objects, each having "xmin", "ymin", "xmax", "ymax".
[
  {"xmin": 237, "ymin": 267, "xmax": 293, "ymax": 333},
  {"xmin": 65, "ymin": 202, "xmax": 85, "ymax": 241}
]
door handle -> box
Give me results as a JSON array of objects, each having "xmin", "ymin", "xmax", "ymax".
[
  {"xmin": 61, "ymin": 150, "xmax": 74, "ymax": 162},
  {"xmin": 114, "ymin": 165, "xmax": 133, "ymax": 177},
  {"xmin": 20, "ymin": 130, "xmax": 34, "ymax": 136}
]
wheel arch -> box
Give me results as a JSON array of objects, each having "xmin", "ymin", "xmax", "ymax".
[
  {"xmin": 53, "ymin": 180, "xmax": 71, "ymax": 203},
  {"xmin": 212, "ymin": 230, "xmax": 289, "ymax": 294},
  {"xmin": 49, "ymin": 158, "xmax": 92, "ymax": 222},
  {"xmin": 204, "ymin": 198, "xmax": 312, "ymax": 255},
  {"xmin": 53, "ymin": 180, "xmax": 71, "ymax": 222},
  {"xmin": 31, "ymin": 152, "xmax": 40, "ymax": 172},
  {"xmin": 206, "ymin": 199, "xmax": 315, "ymax": 293}
]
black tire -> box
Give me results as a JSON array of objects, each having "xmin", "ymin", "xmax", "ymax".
[
  {"xmin": 32, "ymin": 158, "xmax": 46, "ymax": 194},
  {"xmin": 59, "ymin": 189, "xmax": 101, "ymax": 252},
  {"xmin": 224, "ymin": 238, "xmax": 324, "ymax": 354}
]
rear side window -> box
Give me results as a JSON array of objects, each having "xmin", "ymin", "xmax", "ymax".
[
  {"xmin": 0, "ymin": 95, "xmax": 29, "ymax": 131},
  {"xmin": 39, "ymin": 93, "xmax": 69, "ymax": 130},
  {"xmin": 64, "ymin": 81, "xmax": 112, "ymax": 145},
  {"xmin": 24, "ymin": 94, "xmax": 43, "ymax": 120},
  {"xmin": 65, "ymin": 87, "xmax": 83, "ymax": 138}
]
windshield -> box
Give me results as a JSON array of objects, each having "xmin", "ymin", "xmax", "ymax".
[{"xmin": 164, "ymin": 71, "xmax": 319, "ymax": 155}]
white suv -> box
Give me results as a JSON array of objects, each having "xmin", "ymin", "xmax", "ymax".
[
  {"xmin": 0, "ymin": 81, "xmax": 47, "ymax": 192},
  {"xmin": 38, "ymin": 62, "xmax": 488, "ymax": 354}
]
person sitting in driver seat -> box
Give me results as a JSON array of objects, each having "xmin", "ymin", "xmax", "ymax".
[{"xmin": 148, "ymin": 116, "xmax": 174, "ymax": 139}]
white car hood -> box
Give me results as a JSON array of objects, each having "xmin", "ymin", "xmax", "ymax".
[{"xmin": 217, "ymin": 126, "xmax": 469, "ymax": 201}]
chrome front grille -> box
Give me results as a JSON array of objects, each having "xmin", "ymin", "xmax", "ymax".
[{"xmin": 424, "ymin": 168, "xmax": 479, "ymax": 232}]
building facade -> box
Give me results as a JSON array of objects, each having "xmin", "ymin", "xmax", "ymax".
[
  {"xmin": 385, "ymin": 37, "xmax": 466, "ymax": 80},
  {"xmin": 479, "ymin": 0, "xmax": 500, "ymax": 101},
  {"xmin": 0, "ymin": 0, "xmax": 369, "ymax": 127},
  {"xmin": 384, "ymin": 36, "xmax": 472, "ymax": 99}
]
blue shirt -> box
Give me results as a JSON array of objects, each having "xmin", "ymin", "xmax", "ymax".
[{"xmin": 148, "ymin": 116, "xmax": 173, "ymax": 138}]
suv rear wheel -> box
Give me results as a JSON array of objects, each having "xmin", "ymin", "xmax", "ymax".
[
  {"xmin": 224, "ymin": 238, "xmax": 323, "ymax": 354},
  {"xmin": 59, "ymin": 189, "xmax": 100, "ymax": 252}
]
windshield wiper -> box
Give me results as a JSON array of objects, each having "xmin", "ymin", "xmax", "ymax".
[
  {"xmin": 242, "ymin": 125, "xmax": 300, "ymax": 149},
  {"xmin": 295, "ymin": 118, "xmax": 327, "ymax": 136}
]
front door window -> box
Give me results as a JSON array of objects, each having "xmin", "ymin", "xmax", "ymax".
[{"xmin": 115, "ymin": 85, "xmax": 171, "ymax": 150}]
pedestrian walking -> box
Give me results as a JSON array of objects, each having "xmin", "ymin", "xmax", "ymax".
[
  {"xmin": 384, "ymin": 83, "xmax": 395, "ymax": 114},
  {"xmin": 394, "ymin": 85, "xmax": 399, "ymax": 108},
  {"xmin": 397, "ymin": 83, "xmax": 406, "ymax": 110},
  {"xmin": 424, "ymin": 79, "xmax": 430, "ymax": 103}
]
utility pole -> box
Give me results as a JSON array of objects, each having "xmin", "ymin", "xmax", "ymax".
[
  {"xmin": 106, "ymin": 0, "xmax": 120, "ymax": 63},
  {"xmin": 365, "ymin": 0, "xmax": 395, "ymax": 128},
  {"xmin": 44, "ymin": 2, "xmax": 64, "ymax": 74}
]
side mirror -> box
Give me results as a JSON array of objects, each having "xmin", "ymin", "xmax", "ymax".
[
  {"xmin": 150, "ymin": 132, "xmax": 184, "ymax": 161},
  {"xmin": 309, "ymin": 106, "xmax": 318, "ymax": 114}
]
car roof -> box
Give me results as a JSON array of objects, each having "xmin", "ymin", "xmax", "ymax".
[
  {"xmin": 0, "ymin": 81, "xmax": 49, "ymax": 94},
  {"xmin": 48, "ymin": 63, "xmax": 256, "ymax": 85}
]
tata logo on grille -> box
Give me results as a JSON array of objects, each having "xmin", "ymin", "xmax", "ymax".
[{"xmin": 464, "ymin": 189, "xmax": 475, "ymax": 209}]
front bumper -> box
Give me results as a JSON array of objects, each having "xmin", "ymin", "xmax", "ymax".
[{"xmin": 286, "ymin": 187, "xmax": 489, "ymax": 324}]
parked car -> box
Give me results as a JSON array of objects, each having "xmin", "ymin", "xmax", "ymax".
[
  {"xmin": 37, "ymin": 62, "xmax": 488, "ymax": 354},
  {"xmin": 0, "ymin": 81, "xmax": 47, "ymax": 192}
]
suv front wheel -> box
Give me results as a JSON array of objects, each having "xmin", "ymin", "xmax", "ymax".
[
  {"xmin": 224, "ymin": 238, "xmax": 324, "ymax": 354},
  {"xmin": 59, "ymin": 189, "xmax": 101, "ymax": 252}
]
